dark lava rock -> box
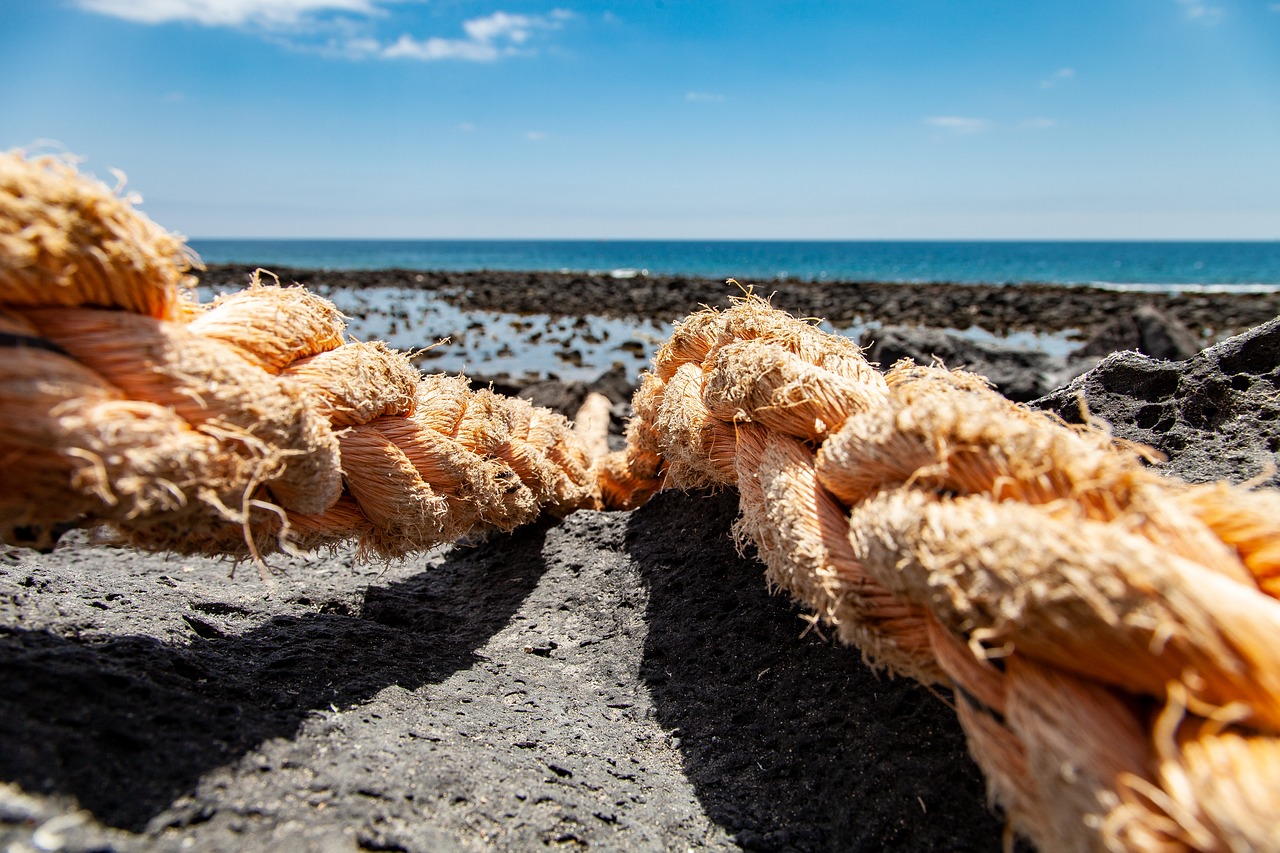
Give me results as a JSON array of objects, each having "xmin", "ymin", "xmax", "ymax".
[
  {"xmin": 587, "ymin": 362, "xmax": 636, "ymax": 405},
  {"xmin": 516, "ymin": 377, "xmax": 591, "ymax": 415},
  {"xmin": 1071, "ymin": 304, "xmax": 1204, "ymax": 362},
  {"xmin": 200, "ymin": 265, "xmax": 1280, "ymax": 343},
  {"xmin": 508, "ymin": 364, "xmax": 639, "ymax": 419},
  {"xmin": 1035, "ymin": 316, "xmax": 1280, "ymax": 487},
  {"xmin": 470, "ymin": 365, "xmax": 637, "ymax": 448},
  {"xmin": 863, "ymin": 325, "xmax": 1065, "ymax": 402},
  {"xmin": 0, "ymin": 498, "xmax": 1006, "ymax": 852}
]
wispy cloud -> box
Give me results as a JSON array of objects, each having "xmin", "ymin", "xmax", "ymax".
[
  {"xmin": 381, "ymin": 10, "xmax": 571, "ymax": 61},
  {"xmin": 685, "ymin": 91, "xmax": 724, "ymax": 103},
  {"xmin": 1270, "ymin": 2, "xmax": 1280, "ymax": 10},
  {"xmin": 76, "ymin": 1, "xmax": 574, "ymax": 63},
  {"xmin": 75, "ymin": 0, "xmax": 381, "ymax": 28},
  {"xmin": 1020, "ymin": 117, "xmax": 1058, "ymax": 130},
  {"xmin": 525, "ymin": 130, "xmax": 548, "ymax": 141},
  {"xmin": 1040, "ymin": 67, "xmax": 1075, "ymax": 89},
  {"xmin": 1176, "ymin": 0, "xmax": 1225, "ymax": 23},
  {"xmin": 925, "ymin": 116, "xmax": 989, "ymax": 134}
]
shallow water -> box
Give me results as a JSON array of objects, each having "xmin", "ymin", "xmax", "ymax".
[{"xmin": 199, "ymin": 281, "xmax": 1080, "ymax": 382}]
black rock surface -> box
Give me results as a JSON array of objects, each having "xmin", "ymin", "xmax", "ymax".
[
  {"xmin": 863, "ymin": 325, "xmax": 1066, "ymax": 402},
  {"xmin": 1035, "ymin": 316, "xmax": 1280, "ymax": 487},
  {"xmin": 0, "ymin": 498, "xmax": 1003, "ymax": 852}
]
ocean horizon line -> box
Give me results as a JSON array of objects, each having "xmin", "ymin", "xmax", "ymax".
[{"xmin": 186, "ymin": 238, "xmax": 1280, "ymax": 290}]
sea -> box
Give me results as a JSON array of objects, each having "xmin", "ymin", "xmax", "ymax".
[{"xmin": 187, "ymin": 239, "xmax": 1280, "ymax": 293}]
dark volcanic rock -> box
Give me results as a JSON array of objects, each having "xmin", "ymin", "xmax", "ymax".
[
  {"xmin": 199, "ymin": 264, "xmax": 1280, "ymax": 344},
  {"xmin": 0, "ymin": 499, "xmax": 1005, "ymax": 852},
  {"xmin": 863, "ymin": 325, "xmax": 1065, "ymax": 402},
  {"xmin": 1071, "ymin": 304, "xmax": 1204, "ymax": 362},
  {"xmin": 1035, "ymin": 317, "xmax": 1280, "ymax": 486},
  {"xmin": 627, "ymin": 492, "xmax": 1000, "ymax": 851},
  {"xmin": 515, "ymin": 377, "xmax": 591, "ymax": 415}
]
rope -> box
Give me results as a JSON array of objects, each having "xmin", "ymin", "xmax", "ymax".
[
  {"xmin": 0, "ymin": 151, "xmax": 600, "ymax": 558},
  {"xmin": 6, "ymin": 149, "xmax": 1280, "ymax": 850},
  {"xmin": 597, "ymin": 295, "xmax": 1280, "ymax": 852}
]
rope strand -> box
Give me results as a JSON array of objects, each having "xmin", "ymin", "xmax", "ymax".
[
  {"xmin": 5, "ymin": 148, "xmax": 1280, "ymax": 851},
  {"xmin": 0, "ymin": 150, "xmax": 601, "ymax": 557},
  {"xmin": 600, "ymin": 293, "xmax": 1280, "ymax": 851}
]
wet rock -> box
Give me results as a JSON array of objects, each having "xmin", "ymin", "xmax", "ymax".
[
  {"xmin": 863, "ymin": 325, "xmax": 1065, "ymax": 402},
  {"xmin": 517, "ymin": 378, "xmax": 590, "ymax": 416},
  {"xmin": 199, "ymin": 265, "xmax": 1280, "ymax": 343}
]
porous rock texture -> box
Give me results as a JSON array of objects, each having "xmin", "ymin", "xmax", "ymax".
[
  {"xmin": 1036, "ymin": 315, "xmax": 1280, "ymax": 487},
  {"xmin": 0, "ymin": 497, "xmax": 999, "ymax": 852}
]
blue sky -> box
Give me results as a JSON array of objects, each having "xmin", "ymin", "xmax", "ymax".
[{"xmin": 2, "ymin": 0, "xmax": 1278, "ymax": 238}]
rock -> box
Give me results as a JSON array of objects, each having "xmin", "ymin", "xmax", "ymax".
[
  {"xmin": 863, "ymin": 325, "xmax": 1065, "ymax": 402},
  {"xmin": 1071, "ymin": 304, "xmax": 1203, "ymax": 362},
  {"xmin": 1035, "ymin": 316, "xmax": 1280, "ymax": 487},
  {"xmin": 199, "ymin": 265, "xmax": 1280, "ymax": 344},
  {"xmin": 517, "ymin": 378, "xmax": 590, "ymax": 415},
  {"xmin": 0, "ymin": 499, "xmax": 1005, "ymax": 851},
  {"xmin": 469, "ymin": 366, "xmax": 636, "ymax": 446},
  {"xmin": 587, "ymin": 362, "xmax": 636, "ymax": 405},
  {"xmin": 1135, "ymin": 305, "xmax": 1203, "ymax": 360}
]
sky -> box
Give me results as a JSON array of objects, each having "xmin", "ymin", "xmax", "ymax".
[{"xmin": 2, "ymin": 0, "xmax": 1279, "ymax": 239}]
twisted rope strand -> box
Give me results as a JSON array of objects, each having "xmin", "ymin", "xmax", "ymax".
[
  {"xmin": 6, "ymin": 149, "xmax": 1280, "ymax": 851},
  {"xmin": 0, "ymin": 150, "xmax": 601, "ymax": 557},
  {"xmin": 599, "ymin": 294, "xmax": 1280, "ymax": 851}
]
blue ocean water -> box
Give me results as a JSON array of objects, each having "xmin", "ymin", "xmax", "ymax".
[{"xmin": 187, "ymin": 239, "xmax": 1280, "ymax": 292}]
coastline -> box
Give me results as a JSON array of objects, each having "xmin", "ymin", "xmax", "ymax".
[{"xmin": 199, "ymin": 263, "xmax": 1280, "ymax": 341}]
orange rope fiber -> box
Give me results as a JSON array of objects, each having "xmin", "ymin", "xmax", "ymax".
[
  {"xmin": 0, "ymin": 151, "xmax": 600, "ymax": 558},
  {"xmin": 598, "ymin": 295, "xmax": 1280, "ymax": 851},
  {"xmin": 4, "ymin": 149, "xmax": 1279, "ymax": 851}
]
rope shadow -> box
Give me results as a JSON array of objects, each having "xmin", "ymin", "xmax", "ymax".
[
  {"xmin": 624, "ymin": 490, "xmax": 1005, "ymax": 852},
  {"xmin": 0, "ymin": 520, "xmax": 556, "ymax": 833}
]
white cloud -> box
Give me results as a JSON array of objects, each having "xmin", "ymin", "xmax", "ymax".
[
  {"xmin": 75, "ymin": 0, "xmax": 380, "ymax": 28},
  {"xmin": 381, "ymin": 10, "xmax": 573, "ymax": 62},
  {"xmin": 1020, "ymin": 117, "xmax": 1058, "ymax": 130},
  {"xmin": 383, "ymin": 32, "xmax": 500, "ymax": 60},
  {"xmin": 1176, "ymin": 0, "xmax": 1225, "ymax": 23},
  {"xmin": 925, "ymin": 116, "xmax": 988, "ymax": 134},
  {"xmin": 525, "ymin": 131, "xmax": 548, "ymax": 141},
  {"xmin": 76, "ymin": 2, "xmax": 574, "ymax": 63},
  {"xmin": 686, "ymin": 91, "xmax": 725, "ymax": 103},
  {"xmin": 1040, "ymin": 67, "xmax": 1075, "ymax": 89}
]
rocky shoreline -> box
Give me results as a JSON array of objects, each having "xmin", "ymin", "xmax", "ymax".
[{"xmin": 199, "ymin": 264, "xmax": 1280, "ymax": 342}]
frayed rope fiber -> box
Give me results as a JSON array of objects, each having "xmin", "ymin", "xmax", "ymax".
[
  {"xmin": 0, "ymin": 150, "xmax": 602, "ymax": 558},
  {"xmin": 598, "ymin": 294, "xmax": 1280, "ymax": 851},
  {"xmin": 4, "ymin": 149, "xmax": 1280, "ymax": 851}
]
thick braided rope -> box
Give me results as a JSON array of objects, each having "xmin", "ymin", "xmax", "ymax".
[
  {"xmin": 0, "ymin": 151, "xmax": 600, "ymax": 558},
  {"xmin": 599, "ymin": 296, "xmax": 1280, "ymax": 852}
]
